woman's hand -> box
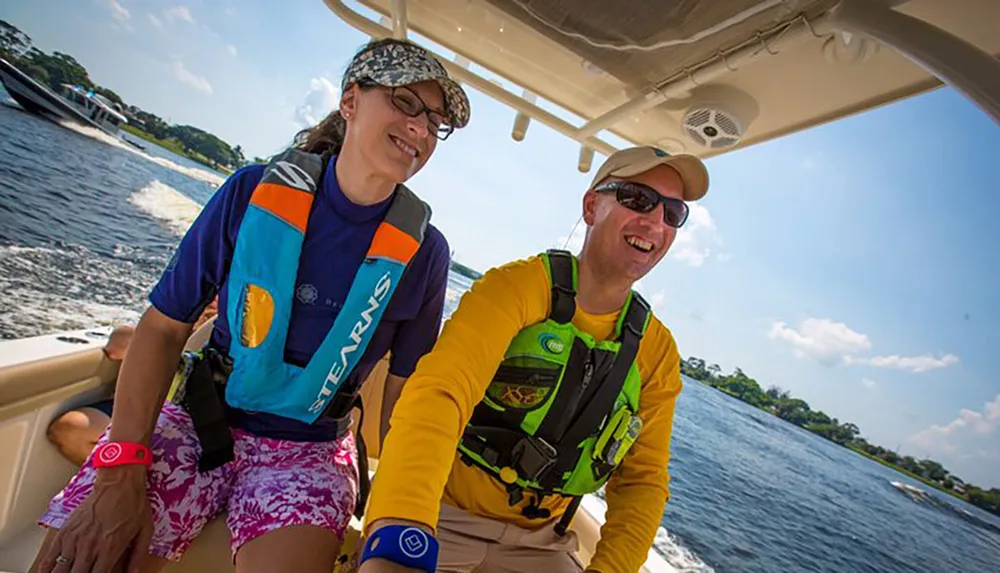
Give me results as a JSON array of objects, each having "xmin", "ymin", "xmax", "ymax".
[{"xmin": 35, "ymin": 466, "xmax": 153, "ymax": 573}]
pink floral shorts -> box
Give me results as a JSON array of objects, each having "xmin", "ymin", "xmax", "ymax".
[{"xmin": 39, "ymin": 402, "xmax": 358, "ymax": 561}]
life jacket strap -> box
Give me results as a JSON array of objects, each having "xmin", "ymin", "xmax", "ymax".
[
  {"xmin": 546, "ymin": 249, "xmax": 576, "ymax": 324},
  {"xmin": 554, "ymin": 496, "xmax": 582, "ymax": 536},
  {"xmin": 181, "ymin": 348, "xmax": 235, "ymax": 473},
  {"xmin": 352, "ymin": 394, "xmax": 371, "ymax": 520}
]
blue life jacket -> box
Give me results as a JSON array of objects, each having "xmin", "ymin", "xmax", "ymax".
[{"xmin": 223, "ymin": 148, "xmax": 430, "ymax": 424}]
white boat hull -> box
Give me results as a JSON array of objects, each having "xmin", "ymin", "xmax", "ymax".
[{"xmin": 0, "ymin": 324, "xmax": 677, "ymax": 572}]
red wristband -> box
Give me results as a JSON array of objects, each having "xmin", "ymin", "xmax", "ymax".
[{"xmin": 93, "ymin": 442, "xmax": 153, "ymax": 468}]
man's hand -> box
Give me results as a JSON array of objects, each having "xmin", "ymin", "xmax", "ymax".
[
  {"xmin": 357, "ymin": 519, "xmax": 436, "ymax": 573},
  {"xmin": 102, "ymin": 325, "xmax": 135, "ymax": 361},
  {"xmin": 357, "ymin": 558, "xmax": 422, "ymax": 573}
]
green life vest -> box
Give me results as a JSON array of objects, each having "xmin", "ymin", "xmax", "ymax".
[{"xmin": 458, "ymin": 249, "xmax": 650, "ymax": 518}]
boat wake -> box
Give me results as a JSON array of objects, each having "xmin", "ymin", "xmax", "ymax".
[
  {"xmin": 0, "ymin": 244, "xmax": 151, "ymax": 339},
  {"xmin": 890, "ymin": 481, "xmax": 1000, "ymax": 537},
  {"xmin": 590, "ymin": 490, "xmax": 714, "ymax": 572},
  {"xmin": 57, "ymin": 120, "xmax": 226, "ymax": 187},
  {"xmin": 652, "ymin": 527, "xmax": 715, "ymax": 572},
  {"xmin": 129, "ymin": 180, "xmax": 203, "ymax": 237}
]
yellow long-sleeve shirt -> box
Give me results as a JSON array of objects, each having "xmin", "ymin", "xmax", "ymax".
[{"xmin": 367, "ymin": 255, "xmax": 683, "ymax": 573}]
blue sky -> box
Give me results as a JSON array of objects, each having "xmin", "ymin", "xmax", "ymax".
[{"xmin": 6, "ymin": 0, "xmax": 999, "ymax": 488}]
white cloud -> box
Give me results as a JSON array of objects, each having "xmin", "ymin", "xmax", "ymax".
[
  {"xmin": 986, "ymin": 393, "xmax": 1000, "ymax": 421},
  {"xmin": 226, "ymin": 44, "xmax": 238, "ymax": 57},
  {"xmin": 716, "ymin": 252, "xmax": 733, "ymax": 262},
  {"xmin": 293, "ymin": 77, "xmax": 340, "ymax": 128},
  {"xmin": 768, "ymin": 318, "xmax": 872, "ymax": 364},
  {"xmin": 648, "ymin": 290, "xmax": 666, "ymax": 310},
  {"xmin": 147, "ymin": 13, "xmax": 163, "ymax": 29},
  {"xmin": 769, "ymin": 316, "xmax": 960, "ymax": 373},
  {"xmin": 171, "ymin": 60, "xmax": 213, "ymax": 95},
  {"xmin": 670, "ymin": 202, "xmax": 719, "ymax": 266},
  {"xmin": 800, "ymin": 151, "xmax": 824, "ymax": 171},
  {"xmin": 910, "ymin": 393, "xmax": 1000, "ymax": 455},
  {"xmin": 845, "ymin": 353, "xmax": 960, "ymax": 373},
  {"xmin": 102, "ymin": 0, "xmax": 132, "ymax": 31},
  {"xmin": 165, "ymin": 5, "xmax": 196, "ymax": 24},
  {"xmin": 105, "ymin": 0, "xmax": 130, "ymax": 23},
  {"xmin": 862, "ymin": 377, "xmax": 876, "ymax": 389},
  {"xmin": 631, "ymin": 281, "xmax": 665, "ymax": 311}
]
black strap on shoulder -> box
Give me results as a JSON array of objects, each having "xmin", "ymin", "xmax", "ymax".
[
  {"xmin": 352, "ymin": 395, "xmax": 370, "ymax": 520},
  {"xmin": 546, "ymin": 249, "xmax": 576, "ymax": 324},
  {"xmin": 619, "ymin": 290, "xmax": 650, "ymax": 341}
]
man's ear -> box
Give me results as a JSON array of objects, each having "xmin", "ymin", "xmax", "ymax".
[{"xmin": 582, "ymin": 189, "xmax": 598, "ymax": 226}]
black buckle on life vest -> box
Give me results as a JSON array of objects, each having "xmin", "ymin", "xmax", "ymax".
[
  {"xmin": 552, "ymin": 283, "xmax": 576, "ymax": 299},
  {"xmin": 511, "ymin": 435, "xmax": 558, "ymax": 483}
]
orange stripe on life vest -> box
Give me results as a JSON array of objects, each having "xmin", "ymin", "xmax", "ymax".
[
  {"xmin": 249, "ymin": 182, "xmax": 314, "ymax": 233},
  {"xmin": 368, "ymin": 222, "xmax": 420, "ymax": 264}
]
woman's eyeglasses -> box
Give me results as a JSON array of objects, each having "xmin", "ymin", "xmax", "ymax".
[
  {"xmin": 593, "ymin": 180, "xmax": 689, "ymax": 228},
  {"xmin": 359, "ymin": 79, "xmax": 454, "ymax": 140}
]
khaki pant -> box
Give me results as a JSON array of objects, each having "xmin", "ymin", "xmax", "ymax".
[{"xmin": 435, "ymin": 503, "xmax": 585, "ymax": 573}]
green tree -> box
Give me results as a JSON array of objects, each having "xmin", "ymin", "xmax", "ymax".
[
  {"xmin": 0, "ymin": 19, "xmax": 32, "ymax": 58},
  {"xmin": 26, "ymin": 49, "xmax": 94, "ymax": 91},
  {"xmin": 766, "ymin": 385, "xmax": 790, "ymax": 401},
  {"xmin": 680, "ymin": 357, "xmax": 710, "ymax": 381},
  {"xmin": 94, "ymin": 86, "xmax": 124, "ymax": 106},
  {"xmin": 918, "ymin": 459, "xmax": 948, "ymax": 482},
  {"xmin": 232, "ymin": 145, "xmax": 246, "ymax": 168},
  {"xmin": 775, "ymin": 398, "xmax": 811, "ymax": 426}
]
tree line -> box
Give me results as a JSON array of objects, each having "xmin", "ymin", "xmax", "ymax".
[
  {"xmin": 1, "ymin": 20, "xmax": 247, "ymax": 171},
  {"xmin": 680, "ymin": 356, "xmax": 1000, "ymax": 517}
]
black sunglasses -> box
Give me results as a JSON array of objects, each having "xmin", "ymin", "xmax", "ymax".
[
  {"xmin": 594, "ymin": 180, "xmax": 689, "ymax": 228},
  {"xmin": 358, "ymin": 79, "xmax": 454, "ymax": 140}
]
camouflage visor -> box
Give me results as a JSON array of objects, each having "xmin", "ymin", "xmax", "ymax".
[{"xmin": 342, "ymin": 40, "xmax": 471, "ymax": 129}]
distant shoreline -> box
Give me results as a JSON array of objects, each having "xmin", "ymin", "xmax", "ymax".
[
  {"xmin": 120, "ymin": 125, "xmax": 232, "ymax": 176},
  {"xmin": 681, "ymin": 357, "xmax": 1000, "ymax": 518},
  {"xmin": 449, "ymin": 260, "xmax": 482, "ymax": 280},
  {"xmin": 847, "ymin": 445, "xmax": 966, "ymax": 501}
]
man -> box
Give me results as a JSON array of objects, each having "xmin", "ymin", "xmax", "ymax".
[{"xmin": 356, "ymin": 146, "xmax": 709, "ymax": 573}]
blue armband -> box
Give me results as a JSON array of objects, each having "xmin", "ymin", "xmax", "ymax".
[{"xmin": 360, "ymin": 524, "xmax": 439, "ymax": 572}]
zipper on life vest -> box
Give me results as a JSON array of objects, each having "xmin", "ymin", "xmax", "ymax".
[
  {"xmin": 555, "ymin": 352, "xmax": 595, "ymax": 440},
  {"xmin": 494, "ymin": 364, "xmax": 561, "ymax": 387}
]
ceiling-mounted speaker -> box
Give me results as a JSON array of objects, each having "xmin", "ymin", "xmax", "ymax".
[{"xmin": 682, "ymin": 104, "xmax": 746, "ymax": 150}]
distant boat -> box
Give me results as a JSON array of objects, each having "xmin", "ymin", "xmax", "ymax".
[
  {"xmin": 891, "ymin": 481, "xmax": 931, "ymax": 502},
  {"xmin": 0, "ymin": 57, "xmax": 145, "ymax": 150}
]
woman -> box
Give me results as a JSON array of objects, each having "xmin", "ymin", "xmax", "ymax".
[{"xmin": 32, "ymin": 37, "xmax": 470, "ymax": 573}]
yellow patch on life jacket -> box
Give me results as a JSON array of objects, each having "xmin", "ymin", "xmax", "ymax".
[
  {"xmin": 487, "ymin": 381, "xmax": 551, "ymax": 409},
  {"xmin": 241, "ymin": 284, "xmax": 274, "ymax": 348}
]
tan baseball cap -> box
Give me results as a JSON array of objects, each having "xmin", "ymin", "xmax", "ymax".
[{"xmin": 589, "ymin": 146, "xmax": 710, "ymax": 201}]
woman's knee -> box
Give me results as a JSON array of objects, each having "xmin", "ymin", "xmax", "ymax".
[{"xmin": 46, "ymin": 409, "xmax": 109, "ymax": 464}]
